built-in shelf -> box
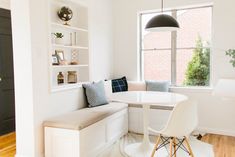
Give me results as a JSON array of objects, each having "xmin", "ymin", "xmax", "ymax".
[
  {"xmin": 49, "ymin": 0, "xmax": 90, "ymax": 92},
  {"xmin": 52, "ymin": 44, "xmax": 89, "ymax": 50},
  {"xmin": 51, "ymin": 22, "xmax": 88, "ymax": 32},
  {"xmin": 51, "ymin": 82, "xmax": 90, "ymax": 92},
  {"xmin": 52, "ymin": 65, "xmax": 89, "ymax": 68}
]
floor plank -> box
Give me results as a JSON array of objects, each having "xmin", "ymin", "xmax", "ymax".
[
  {"xmin": 0, "ymin": 132, "xmax": 16, "ymax": 157},
  {"xmin": 201, "ymin": 134, "xmax": 235, "ymax": 157},
  {"xmin": 0, "ymin": 132, "xmax": 235, "ymax": 157}
]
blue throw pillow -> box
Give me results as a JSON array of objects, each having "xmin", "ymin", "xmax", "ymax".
[
  {"xmin": 83, "ymin": 81, "xmax": 108, "ymax": 108},
  {"xmin": 146, "ymin": 80, "xmax": 170, "ymax": 92},
  {"xmin": 112, "ymin": 76, "xmax": 128, "ymax": 93}
]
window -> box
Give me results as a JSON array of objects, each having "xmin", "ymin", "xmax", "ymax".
[{"xmin": 140, "ymin": 6, "xmax": 212, "ymax": 87}]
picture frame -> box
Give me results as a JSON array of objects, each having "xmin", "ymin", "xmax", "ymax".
[
  {"xmin": 55, "ymin": 50, "xmax": 65, "ymax": 62},
  {"xmin": 52, "ymin": 54, "xmax": 59, "ymax": 65}
]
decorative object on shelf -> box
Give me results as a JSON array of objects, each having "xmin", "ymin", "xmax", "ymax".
[
  {"xmin": 73, "ymin": 32, "xmax": 77, "ymax": 45},
  {"xmin": 55, "ymin": 50, "xmax": 64, "ymax": 60},
  {"xmin": 145, "ymin": 0, "xmax": 180, "ymax": 32},
  {"xmin": 57, "ymin": 72, "xmax": 64, "ymax": 84},
  {"xmin": 54, "ymin": 32, "xmax": 64, "ymax": 45},
  {"xmin": 68, "ymin": 71, "xmax": 77, "ymax": 84},
  {"xmin": 70, "ymin": 50, "xmax": 79, "ymax": 65},
  {"xmin": 55, "ymin": 50, "xmax": 68, "ymax": 65},
  {"xmin": 60, "ymin": 60, "xmax": 69, "ymax": 65},
  {"xmin": 70, "ymin": 33, "xmax": 73, "ymax": 46},
  {"xmin": 57, "ymin": 6, "xmax": 73, "ymax": 25},
  {"xmin": 52, "ymin": 54, "xmax": 59, "ymax": 65},
  {"xmin": 225, "ymin": 49, "xmax": 235, "ymax": 67}
]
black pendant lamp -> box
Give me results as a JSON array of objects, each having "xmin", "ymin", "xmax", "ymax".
[{"xmin": 145, "ymin": 0, "xmax": 180, "ymax": 31}]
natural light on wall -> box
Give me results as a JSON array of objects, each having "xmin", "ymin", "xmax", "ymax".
[{"xmin": 140, "ymin": 6, "xmax": 212, "ymax": 87}]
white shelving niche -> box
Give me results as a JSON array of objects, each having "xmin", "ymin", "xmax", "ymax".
[{"xmin": 48, "ymin": 0, "xmax": 90, "ymax": 92}]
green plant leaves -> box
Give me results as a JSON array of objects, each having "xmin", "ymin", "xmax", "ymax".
[
  {"xmin": 184, "ymin": 36, "xmax": 210, "ymax": 86},
  {"xmin": 226, "ymin": 49, "xmax": 235, "ymax": 68},
  {"xmin": 53, "ymin": 33, "xmax": 64, "ymax": 38}
]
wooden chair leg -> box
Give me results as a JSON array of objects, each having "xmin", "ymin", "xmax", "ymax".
[
  {"xmin": 184, "ymin": 137, "xmax": 194, "ymax": 157},
  {"xmin": 173, "ymin": 138, "xmax": 176, "ymax": 157},
  {"xmin": 169, "ymin": 138, "xmax": 173, "ymax": 157},
  {"xmin": 151, "ymin": 135, "xmax": 162, "ymax": 157}
]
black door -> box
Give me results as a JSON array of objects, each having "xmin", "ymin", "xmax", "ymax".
[{"xmin": 0, "ymin": 8, "xmax": 15, "ymax": 136}]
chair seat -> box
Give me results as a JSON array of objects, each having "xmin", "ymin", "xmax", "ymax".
[
  {"xmin": 43, "ymin": 102, "xmax": 128, "ymax": 130},
  {"xmin": 149, "ymin": 100, "xmax": 198, "ymax": 157}
]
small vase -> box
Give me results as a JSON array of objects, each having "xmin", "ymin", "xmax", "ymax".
[
  {"xmin": 57, "ymin": 72, "xmax": 64, "ymax": 85},
  {"xmin": 68, "ymin": 71, "xmax": 77, "ymax": 84},
  {"xmin": 55, "ymin": 38, "xmax": 64, "ymax": 45}
]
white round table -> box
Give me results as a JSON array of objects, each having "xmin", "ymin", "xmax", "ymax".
[{"xmin": 110, "ymin": 91, "xmax": 188, "ymax": 157}]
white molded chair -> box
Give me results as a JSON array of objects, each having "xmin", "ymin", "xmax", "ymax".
[{"xmin": 149, "ymin": 100, "xmax": 198, "ymax": 157}]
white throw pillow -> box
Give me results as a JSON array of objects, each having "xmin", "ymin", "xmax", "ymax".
[
  {"xmin": 104, "ymin": 80, "xmax": 113, "ymax": 101},
  {"xmin": 128, "ymin": 81, "xmax": 147, "ymax": 91}
]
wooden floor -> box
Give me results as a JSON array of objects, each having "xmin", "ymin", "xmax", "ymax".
[
  {"xmin": 202, "ymin": 134, "xmax": 235, "ymax": 157},
  {"xmin": 0, "ymin": 132, "xmax": 16, "ymax": 157},
  {"xmin": 0, "ymin": 132, "xmax": 234, "ymax": 157}
]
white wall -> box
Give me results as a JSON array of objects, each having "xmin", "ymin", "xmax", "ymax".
[
  {"xmin": 0, "ymin": 0, "xmax": 10, "ymax": 9},
  {"xmin": 88, "ymin": 0, "xmax": 114, "ymax": 81},
  {"xmin": 11, "ymin": 0, "xmax": 35, "ymax": 156},
  {"xmin": 11, "ymin": 0, "xmax": 114, "ymax": 156},
  {"xmin": 113, "ymin": 0, "xmax": 235, "ymax": 136}
]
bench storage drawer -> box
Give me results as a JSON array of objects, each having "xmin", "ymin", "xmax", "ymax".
[
  {"xmin": 45, "ymin": 108, "xmax": 128, "ymax": 157},
  {"xmin": 107, "ymin": 109, "xmax": 128, "ymax": 142}
]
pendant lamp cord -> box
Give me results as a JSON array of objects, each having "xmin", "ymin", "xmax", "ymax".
[{"xmin": 161, "ymin": 0, "xmax": 164, "ymax": 12}]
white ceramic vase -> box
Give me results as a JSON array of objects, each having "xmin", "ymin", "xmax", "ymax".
[{"xmin": 55, "ymin": 38, "xmax": 64, "ymax": 45}]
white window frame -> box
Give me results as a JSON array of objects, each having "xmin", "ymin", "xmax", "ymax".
[{"xmin": 139, "ymin": 5, "xmax": 213, "ymax": 87}]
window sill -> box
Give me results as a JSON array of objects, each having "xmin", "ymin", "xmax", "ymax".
[{"xmin": 169, "ymin": 86, "xmax": 213, "ymax": 93}]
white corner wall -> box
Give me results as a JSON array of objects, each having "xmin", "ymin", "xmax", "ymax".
[
  {"xmin": 113, "ymin": 0, "xmax": 235, "ymax": 136},
  {"xmin": 11, "ymin": 0, "xmax": 35, "ymax": 156},
  {"xmin": 88, "ymin": 0, "xmax": 114, "ymax": 81},
  {"xmin": 11, "ymin": 0, "xmax": 114, "ymax": 156},
  {"xmin": 0, "ymin": 0, "xmax": 10, "ymax": 10}
]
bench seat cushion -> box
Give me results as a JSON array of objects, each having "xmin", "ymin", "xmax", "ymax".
[{"xmin": 44, "ymin": 102, "xmax": 128, "ymax": 130}]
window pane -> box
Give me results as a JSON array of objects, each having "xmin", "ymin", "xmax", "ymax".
[
  {"xmin": 143, "ymin": 32, "xmax": 171, "ymax": 49},
  {"xmin": 142, "ymin": 12, "xmax": 171, "ymax": 49},
  {"xmin": 140, "ymin": 6, "xmax": 211, "ymax": 86},
  {"xmin": 144, "ymin": 50, "xmax": 171, "ymax": 81},
  {"xmin": 176, "ymin": 48, "xmax": 210, "ymax": 86},
  {"xmin": 177, "ymin": 7, "xmax": 212, "ymax": 48}
]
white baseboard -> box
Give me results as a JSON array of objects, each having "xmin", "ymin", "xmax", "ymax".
[
  {"xmin": 197, "ymin": 127, "xmax": 235, "ymax": 137},
  {"xmin": 15, "ymin": 153, "xmax": 44, "ymax": 157},
  {"xmin": 15, "ymin": 155, "xmax": 29, "ymax": 157}
]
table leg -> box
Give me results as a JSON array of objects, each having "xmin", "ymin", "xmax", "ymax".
[
  {"xmin": 124, "ymin": 104, "xmax": 168, "ymax": 157},
  {"xmin": 142, "ymin": 104, "xmax": 151, "ymax": 146}
]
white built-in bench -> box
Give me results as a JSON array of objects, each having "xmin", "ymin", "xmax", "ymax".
[
  {"xmin": 44, "ymin": 81, "xmax": 170, "ymax": 157},
  {"xmin": 44, "ymin": 102, "xmax": 128, "ymax": 157}
]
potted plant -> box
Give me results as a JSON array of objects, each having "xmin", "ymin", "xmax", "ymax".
[{"xmin": 54, "ymin": 32, "xmax": 64, "ymax": 45}]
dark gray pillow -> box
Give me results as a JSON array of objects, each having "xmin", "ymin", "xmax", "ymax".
[
  {"xmin": 112, "ymin": 76, "xmax": 128, "ymax": 93},
  {"xmin": 83, "ymin": 81, "xmax": 108, "ymax": 108},
  {"xmin": 146, "ymin": 80, "xmax": 170, "ymax": 92}
]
